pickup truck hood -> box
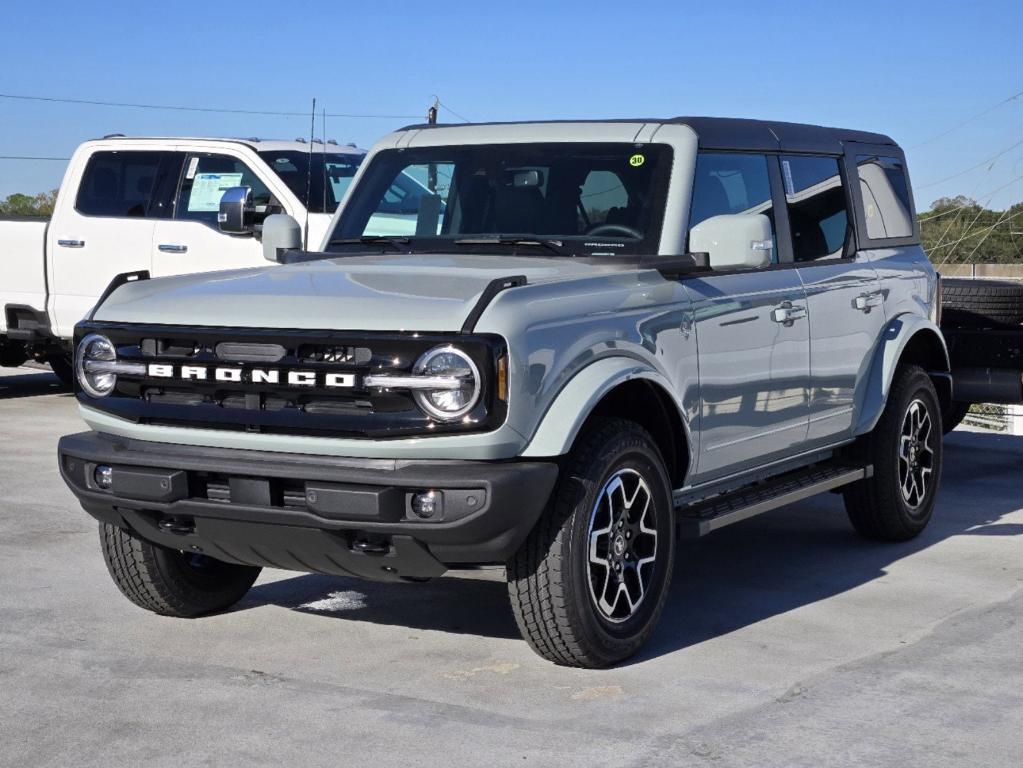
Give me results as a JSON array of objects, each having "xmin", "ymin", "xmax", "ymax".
[{"xmin": 93, "ymin": 253, "xmax": 633, "ymax": 331}]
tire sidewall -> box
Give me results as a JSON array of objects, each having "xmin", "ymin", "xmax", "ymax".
[
  {"xmin": 562, "ymin": 429, "xmax": 675, "ymax": 660},
  {"xmin": 884, "ymin": 371, "xmax": 943, "ymax": 529}
]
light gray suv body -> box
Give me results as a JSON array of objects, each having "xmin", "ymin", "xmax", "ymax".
[{"xmin": 59, "ymin": 118, "xmax": 949, "ymax": 666}]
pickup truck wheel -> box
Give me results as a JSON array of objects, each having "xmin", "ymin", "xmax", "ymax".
[
  {"xmin": 507, "ymin": 418, "xmax": 675, "ymax": 668},
  {"xmin": 46, "ymin": 353, "xmax": 75, "ymax": 388},
  {"xmin": 843, "ymin": 365, "xmax": 942, "ymax": 541},
  {"xmin": 941, "ymin": 278, "xmax": 1023, "ymax": 328},
  {"xmin": 99, "ymin": 523, "xmax": 261, "ymax": 617}
]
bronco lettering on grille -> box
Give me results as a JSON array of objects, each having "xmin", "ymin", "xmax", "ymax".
[{"xmin": 146, "ymin": 364, "xmax": 356, "ymax": 389}]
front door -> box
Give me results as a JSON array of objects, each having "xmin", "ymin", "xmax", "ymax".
[
  {"xmin": 150, "ymin": 152, "xmax": 285, "ymax": 278},
  {"xmin": 683, "ymin": 151, "xmax": 810, "ymax": 481}
]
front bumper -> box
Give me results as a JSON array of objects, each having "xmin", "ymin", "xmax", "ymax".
[{"xmin": 59, "ymin": 432, "xmax": 559, "ymax": 581}]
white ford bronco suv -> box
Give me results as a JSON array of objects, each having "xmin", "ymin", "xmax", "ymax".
[{"xmin": 58, "ymin": 118, "xmax": 948, "ymax": 667}]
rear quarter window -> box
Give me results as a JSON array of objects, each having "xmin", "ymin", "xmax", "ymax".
[{"xmin": 856, "ymin": 155, "xmax": 914, "ymax": 239}]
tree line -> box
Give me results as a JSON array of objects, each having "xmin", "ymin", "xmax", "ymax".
[{"xmin": 2, "ymin": 188, "xmax": 1021, "ymax": 263}]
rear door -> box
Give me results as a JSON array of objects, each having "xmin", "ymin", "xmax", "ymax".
[
  {"xmin": 684, "ymin": 151, "xmax": 811, "ymax": 480},
  {"xmin": 783, "ymin": 154, "xmax": 885, "ymax": 441},
  {"xmin": 150, "ymin": 150, "xmax": 294, "ymax": 278},
  {"xmin": 48, "ymin": 149, "xmax": 178, "ymax": 337}
]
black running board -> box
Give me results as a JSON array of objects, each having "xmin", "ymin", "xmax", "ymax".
[{"xmin": 677, "ymin": 463, "xmax": 872, "ymax": 538}]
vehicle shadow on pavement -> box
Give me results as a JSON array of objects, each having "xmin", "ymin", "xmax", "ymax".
[
  {"xmin": 0, "ymin": 368, "xmax": 71, "ymax": 400},
  {"xmin": 242, "ymin": 429, "xmax": 1023, "ymax": 661}
]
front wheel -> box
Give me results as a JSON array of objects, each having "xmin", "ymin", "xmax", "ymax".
[
  {"xmin": 843, "ymin": 365, "xmax": 943, "ymax": 541},
  {"xmin": 99, "ymin": 523, "xmax": 261, "ymax": 617},
  {"xmin": 507, "ymin": 418, "xmax": 675, "ymax": 668}
]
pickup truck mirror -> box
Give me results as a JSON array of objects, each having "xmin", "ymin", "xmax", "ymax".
[
  {"xmin": 218, "ymin": 186, "xmax": 254, "ymax": 235},
  {"xmin": 689, "ymin": 213, "xmax": 773, "ymax": 271},
  {"xmin": 261, "ymin": 214, "xmax": 303, "ymax": 262}
]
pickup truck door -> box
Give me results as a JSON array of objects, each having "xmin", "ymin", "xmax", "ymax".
[
  {"xmin": 683, "ymin": 152, "xmax": 810, "ymax": 481},
  {"xmin": 781, "ymin": 154, "xmax": 886, "ymax": 442},
  {"xmin": 150, "ymin": 151, "xmax": 297, "ymax": 278},
  {"xmin": 47, "ymin": 150, "xmax": 179, "ymax": 337}
]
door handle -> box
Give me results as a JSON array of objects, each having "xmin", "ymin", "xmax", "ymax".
[
  {"xmin": 853, "ymin": 291, "xmax": 884, "ymax": 312},
  {"xmin": 57, "ymin": 239, "xmax": 85, "ymax": 248},
  {"xmin": 158, "ymin": 244, "xmax": 188, "ymax": 253},
  {"xmin": 771, "ymin": 302, "xmax": 808, "ymax": 325}
]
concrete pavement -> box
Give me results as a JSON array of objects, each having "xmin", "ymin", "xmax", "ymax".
[{"xmin": 1, "ymin": 364, "xmax": 1021, "ymax": 767}]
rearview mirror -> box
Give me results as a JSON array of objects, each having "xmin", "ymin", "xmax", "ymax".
[
  {"xmin": 689, "ymin": 213, "xmax": 773, "ymax": 271},
  {"xmin": 218, "ymin": 186, "xmax": 254, "ymax": 235},
  {"xmin": 261, "ymin": 214, "xmax": 303, "ymax": 262}
]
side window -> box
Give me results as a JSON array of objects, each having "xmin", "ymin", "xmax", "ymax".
[
  {"xmin": 76, "ymin": 151, "xmax": 167, "ymax": 218},
  {"xmin": 689, "ymin": 153, "xmax": 776, "ymax": 260},
  {"xmin": 781, "ymin": 155, "xmax": 851, "ymax": 262},
  {"xmin": 175, "ymin": 154, "xmax": 273, "ymax": 226},
  {"xmin": 364, "ymin": 164, "xmax": 453, "ymax": 236},
  {"xmin": 856, "ymin": 155, "xmax": 913, "ymax": 239}
]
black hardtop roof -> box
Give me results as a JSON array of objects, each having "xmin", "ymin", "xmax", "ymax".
[{"xmin": 398, "ymin": 116, "xmax": 898, "ymax": 154}]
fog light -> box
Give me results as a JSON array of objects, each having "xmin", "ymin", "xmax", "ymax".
[
  {"xmin": 94, "ymin": 465, "xmax": 113, "ymax": 489},
  {"xmin": 411, "ymin": 491, "xmax": 440, "ymax": 519}
]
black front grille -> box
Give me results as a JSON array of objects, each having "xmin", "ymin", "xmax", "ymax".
[{"xmin": 76, "ymin": 322, "xmax": 507, "ymax": 439}]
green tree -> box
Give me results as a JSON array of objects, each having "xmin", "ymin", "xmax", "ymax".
[
  {"xmin": 0, "ymin": 189, "xmax": 58, "ymax": 217},
  {"xmin": 920, "ymin": 197, "xmax": 1023, "ymax": 265}
]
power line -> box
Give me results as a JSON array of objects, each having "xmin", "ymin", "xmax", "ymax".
[
  {"xmin": 436, "ymin": 99, "xmax": 471, "ymax": 123},
  {"xmin": 0, "ymin": 92, "xmax": 420, "ymax": 119},
  {"xmin": 908, "ymin": 89, "xmax": 1023, "ymax": 149},
  {"xmin": 915, "ymin": 136, "xmax": 1023, "ymax": 190},
  {"xmin": 917, "ymin": 175, "xmax": 1023, "ymax": 222},
  {"xmin": 0, "ymin": 155, "xmax": 69, "ymax": 161}
]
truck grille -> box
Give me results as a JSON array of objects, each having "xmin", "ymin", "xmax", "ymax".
[{"xmin": 75, "ymin": 323, "xmax": 505, "ymax": 439}]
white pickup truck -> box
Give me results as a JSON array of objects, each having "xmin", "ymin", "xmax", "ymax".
[{"xmin": 0, "ymin": 136, "xmax": 366, "ymax": 382}]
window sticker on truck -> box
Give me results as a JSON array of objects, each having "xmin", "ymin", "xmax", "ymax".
[{"xmin": 187, "ymin": 172, "xmax": 244, "ymax": 212}]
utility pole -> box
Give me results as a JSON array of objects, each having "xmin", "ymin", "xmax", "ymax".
[{"xmin": 427, "ymin": 97, "xmax": 439, "ymax": 193}]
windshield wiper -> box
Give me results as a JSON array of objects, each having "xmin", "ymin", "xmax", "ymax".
[
  {"xmin": 328, "ymin": 235, "xmax": 411, "ymax": 253},
  {"xmin": 454, "ymin": 236, "xmax": 572, "ymax": 257}
]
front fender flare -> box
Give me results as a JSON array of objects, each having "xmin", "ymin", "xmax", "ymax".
[
  {"xmin": 520, "ymin": 357, "xmax": 691, "ymax": 458},
  {"xmin": 852, "ymin": 314, "xmax": 949, "ymax": 436}
]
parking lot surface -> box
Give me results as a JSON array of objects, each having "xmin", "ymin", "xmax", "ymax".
[{"xmin": 2, "ymin": 364, "xmax": 1021, "ymax": 767}]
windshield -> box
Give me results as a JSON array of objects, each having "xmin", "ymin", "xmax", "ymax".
[
  {"xmin": 328, "ymin": 142, "xmax": 672, "ymax": 255},
  {"xmin": 258, "ymin": 150, "xmax": 365, "ymax": 214}
]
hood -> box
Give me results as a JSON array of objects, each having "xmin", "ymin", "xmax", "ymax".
[{"xmin": 93, "ymin": 253, "xmax": 633, "ymax": 332}]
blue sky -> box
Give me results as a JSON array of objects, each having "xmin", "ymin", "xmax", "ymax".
[{"xmin": 2, "ymin": 0, "xmax": 1021, "ymax": 210}]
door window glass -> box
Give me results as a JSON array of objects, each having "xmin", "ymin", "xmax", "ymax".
[
  {"xmin": 75, "ymin": 151, "xmax": 167, "ymax": 218},
  {"xmin": 689, "ymin": 153, "xmax": 775, "ymax": 260},
  {"xmin": 856, "ymin": 155, "xmax": 913, "ymax": 239},
  {"xmin": 781, "ymin": 155, "xmax": 851, "ymax": 261},
  {"xmin": 175, "ymin": 154, "xmax": 273, "ymax": 226}
]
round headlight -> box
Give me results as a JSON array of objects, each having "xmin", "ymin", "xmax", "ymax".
[
  {"xmin": 76, "ymin": 333, "xmax": 117, "ymax": 397},
  {"xmin": 412, "ymin": 346, "xmax": 481, "ymax": 421}
]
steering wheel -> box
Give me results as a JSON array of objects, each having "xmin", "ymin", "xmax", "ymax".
[{"xmin": 586, "ymin": 223, "xmax": 643, "ymax": 239}]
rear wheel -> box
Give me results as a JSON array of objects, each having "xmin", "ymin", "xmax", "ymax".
[
  {"xmin": 844, "ymin": 365, "xmax": 942, "ymax": 541},
  {"xmin": 507, "ymin": 418, "xmax": 675, "ymax": 668},
  {"xmin": 99, "ymin": 523, "xmax": 261, "ymax": 617}
]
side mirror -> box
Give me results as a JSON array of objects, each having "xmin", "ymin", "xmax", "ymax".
[
  {"xmin": 689, "ymin": 213, "xmax": 774, "ymax": 271},
  {"xmin": 261, "ymin": 214, "xmax": 302, "ymax": 262},
  {"xmin": 218, "ymin": 186, "xmax": 254, "ymax": 235}
]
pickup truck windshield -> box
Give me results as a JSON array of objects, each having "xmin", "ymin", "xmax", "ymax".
[
  {"xmin": 328, "ymin": 143, "xmax": 672, "ymax": 256},
  {"xmin": 258, "ymin": 150, "xmax": 364, "ymax": 214}
]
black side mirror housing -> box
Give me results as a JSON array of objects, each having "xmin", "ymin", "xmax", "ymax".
[{"xmin": 218, "ymin": 186, "xmax": 255, "ymax": 235}]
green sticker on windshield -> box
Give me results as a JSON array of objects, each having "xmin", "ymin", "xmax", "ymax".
[{"xmin": 629, "ymin": 153, "xmax": 645, "ymax": 167}]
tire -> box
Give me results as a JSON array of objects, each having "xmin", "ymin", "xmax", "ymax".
[
  {"xmin": 941, "ymin": 278, "xmax": 1023, "ymax": 329},
  {"xmin": 46, "ymin": 353, "xmax": 75, "ymax": 388},
  {"xmin": 99, "ymin": 523, "xmax": 261, "ymax": 617},
  {"xmin": 942, "ymin": 401, "xmax": 971, "ymax": 434},
  {"xmin": 843, "ymin": 365, "xmax": 943, "ymax": 542},
  {"xmin": 507, "ymin": 418, "xmax": 676, "ymax": 668}
]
